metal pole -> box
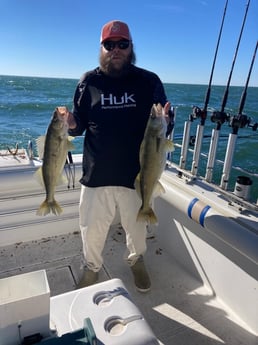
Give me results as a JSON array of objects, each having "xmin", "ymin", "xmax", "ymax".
[
  {"xmin": 179, "ymin": 119, "xmax": 191, "ymax": 169},
  {"xmin": 220, "ymin": 133, "xmax": 237, "ymax": 189},
  {"xmin": 205, "ymin": 129, "xmax": 220, "ymax": 182}
]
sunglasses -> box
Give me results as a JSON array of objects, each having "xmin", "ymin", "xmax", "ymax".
[{"xmin": 102, "ymin": 40, "xmax": 130, "ymax": 51}]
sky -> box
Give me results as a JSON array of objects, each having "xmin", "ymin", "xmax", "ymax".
[{"xmin": 0, "ymin": 0, "xmax": 257, "ymax": 86}]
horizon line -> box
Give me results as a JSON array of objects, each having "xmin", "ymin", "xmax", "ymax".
[{"xmin": 1, "ymin": 73, "xmax": 257, "ymax": 88}]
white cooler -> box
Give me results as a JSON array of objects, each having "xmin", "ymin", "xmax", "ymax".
[
  {"xmin": 50, "ymin": 278, "xmax": 159, "ymax": 345},
  {"xmin": 0, "ymin": 270, "xmax": 50, "ymax": 345}
]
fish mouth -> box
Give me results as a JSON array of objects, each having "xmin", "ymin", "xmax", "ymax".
[{"xmin": 150, "ymin": 103, "xmax": 164, "ymax": 118}]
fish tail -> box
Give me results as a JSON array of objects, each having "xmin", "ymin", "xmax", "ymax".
[
  {"xmin": 36, "ymin": 199, "xmax": 63, "ymax": 216},
  {"xmin": 137, "ymin": 207, "xmax": 158, "ymax": 224}
]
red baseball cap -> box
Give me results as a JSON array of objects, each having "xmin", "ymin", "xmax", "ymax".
[{"xmin": 100, "ymin": 20, "xmax": 132, "ymax": 43}]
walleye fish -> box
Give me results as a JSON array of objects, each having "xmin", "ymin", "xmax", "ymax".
[
  {"xmin": 135, "ymin": 103, "xmax": 174, "ymax": 224},
  {"xmin": 36, "ymin": 107, "xmax": 74, "ymax": 216}
]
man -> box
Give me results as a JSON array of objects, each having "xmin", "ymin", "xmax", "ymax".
[{"xmin": 67, "ymin": 20, "xmax": 172, "ymax": 292}]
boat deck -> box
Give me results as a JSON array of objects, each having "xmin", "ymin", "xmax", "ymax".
[{"xmin": 0, "ymin": 225, "xmax": 256, "ymax": 345}]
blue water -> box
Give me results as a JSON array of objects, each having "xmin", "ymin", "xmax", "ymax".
[{"xmin": 0, "ymin": 75, "xmax": 257, "ymax": 201}]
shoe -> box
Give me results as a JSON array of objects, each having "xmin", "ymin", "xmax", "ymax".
[
  {"xmin": 76, "ymin": 269, "xmax": 98, "ymax": 289},
  {"xmin": 130, "ymin": 256, "xmax": 151, "ymax": 292}
]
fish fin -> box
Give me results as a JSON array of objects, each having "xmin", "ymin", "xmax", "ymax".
[
  {"xmin": 34, "ymin": 167, "xmax": 44, "ymax": 186},
  {"xmin": 137, "ymin": 207, "xmax": 158, "ymax": 225},
  {"xmin": 67, "ymin": 141, "xmax": 75, "ymax": 151},
  {"xmin": 67, "ymin": 137, "xmax": 75, "ymax": 151},
  {"xmin": 36, "ymin": 198, "xmax": 63, "ymax": 216},
  {"xmin": 165, "ymin": 139, "xmax": 174, "ymax": 152},
  {"xmin": 134, "ymin": 173, "xmax": 141, "ymax": 197},
  {"xmin": 36, "ymin": 136, "xmax": 46, "ymax": 159},
  {"xmin": 152, "ymin": 181, "xmax": 165, "ymax": 199}
]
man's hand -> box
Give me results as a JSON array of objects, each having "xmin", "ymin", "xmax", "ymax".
[
  {"xmin": 163, "ymin": 102, "xmax": 171, "ymax": 124},
  {"xmin": 163, "ymin": 102, "xmax": 175, "ymax": 137}
]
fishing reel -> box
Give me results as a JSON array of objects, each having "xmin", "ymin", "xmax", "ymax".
[
  {"xmin": 228, "ymin": 114, "xmax": 257, "ymax": 132},
  {"xmin": 249, "ymin": 121, "xmax": 258, "ymax": 131},
  {"xmin": 190, "ymin": 106, "xmax": 207, "ymax": 122},
  {"xmin": 210, "ymin": 110, "xmax": 229, "ymax": 125},
  {"xmin": 228, "ymin": 114, "xmax": 250, "ymax": 128}
]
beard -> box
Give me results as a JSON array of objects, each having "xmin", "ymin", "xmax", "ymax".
[{"xmin": 99, "ymin": 49, "xmax": 136, "ymax": 78}]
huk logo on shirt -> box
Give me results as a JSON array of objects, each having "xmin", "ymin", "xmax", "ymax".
[{"xmin": 101, "ymin": 92, "xmax": 136, "ymax": 109}]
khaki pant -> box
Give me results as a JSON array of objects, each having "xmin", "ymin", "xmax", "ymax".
[{"xmin": 79, "ymin": 185, "xmax": 147, "ymax": 272}]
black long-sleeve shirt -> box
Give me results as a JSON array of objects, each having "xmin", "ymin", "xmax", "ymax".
[{"xmin": 69, "ymin": 65, "xmax": 168, "ymax": 189}]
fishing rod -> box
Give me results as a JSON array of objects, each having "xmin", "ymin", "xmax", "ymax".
[
  {"xmin": 190, "ymin": 0, "xmax": 228, "ymax": 176},
  {"xmin": 220, "ymin": 40, "xmax": 258, "ymax": 190},
  {"xmin": 179, "ymin": 0, "xmax": 229, "ymax": 171},
  {"xmin": 205, "ymin": 0, "xmax": 250, "ymax": 182},
  {"xmin": 236, "ymin": 40, "xmax": 258, "ymax": 119}
]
